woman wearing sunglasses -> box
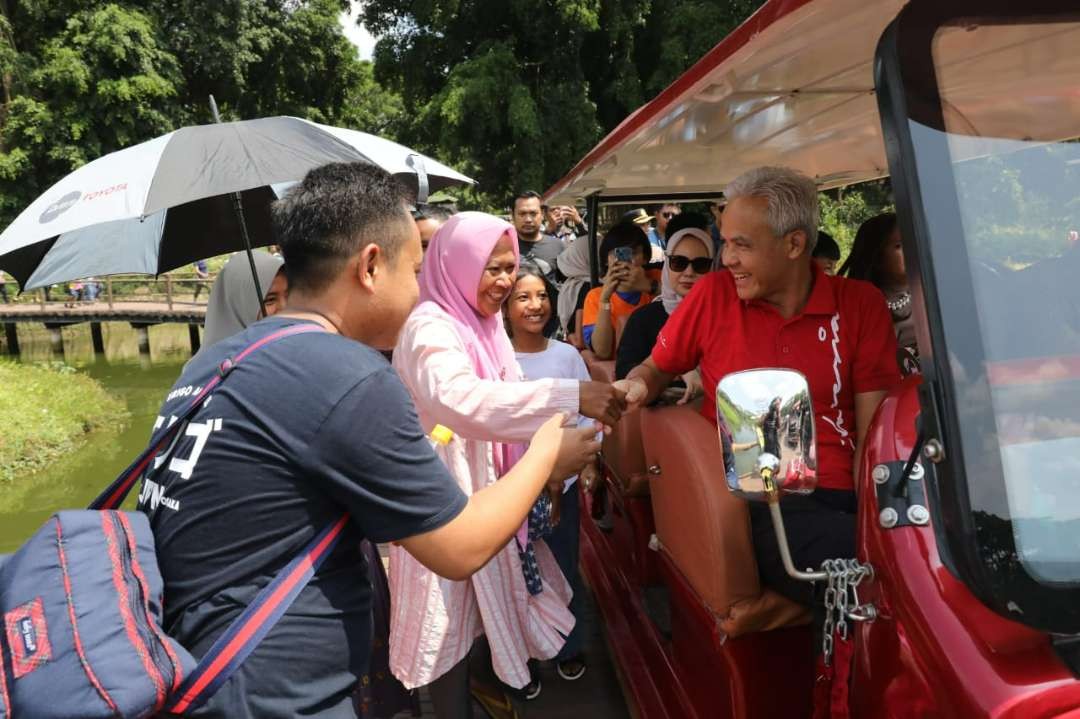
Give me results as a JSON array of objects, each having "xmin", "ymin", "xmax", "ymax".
[{"xmin": 615, "ymin": 227, "xmax": 714, "ymax": 403}]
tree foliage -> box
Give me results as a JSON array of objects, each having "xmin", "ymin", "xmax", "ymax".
[
  {"xmin": 819, "ymin": 180, "xmax": 894, "ymax": 261},
  {"xmin": 0, "ymin": 3, "xmax": 181, "ymax": 222},
  {"xmin": 360, "ymin": 0, "xmax": 767, "ymax": 209},
  {"xmin": 953, "ymin": 144, "xmax": 1080, "ymax": 267},
  {"xmin": 0, "ymin": 0, "xmax": 402, "ymax": 229}
]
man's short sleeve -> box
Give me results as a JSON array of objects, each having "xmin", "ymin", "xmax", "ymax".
[
  {"xmin": 651, "ymin": 274, "xmax": 712, "ymax": 376},
  {"xmin": 852, "ymin": 285, "xmax": 902, "ymax": 394},
  {"xmin": 302, "ymin": 367, "xmax": 467, "ymax": 544}
]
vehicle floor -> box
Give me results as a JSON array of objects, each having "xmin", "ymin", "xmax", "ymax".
[{"xmin": 391, "ymin": 580, "xmax": 631, "ymax": 718}]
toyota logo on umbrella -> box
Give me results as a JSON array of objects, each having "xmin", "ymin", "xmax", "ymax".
[{"xmin": 39, "ymin": 191, "xmax": 82, "ymax": 224}]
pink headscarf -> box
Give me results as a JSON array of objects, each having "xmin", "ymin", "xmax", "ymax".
[{"xmin": 416, "ymin": 211, "xmax": 524, "ymax": 474}]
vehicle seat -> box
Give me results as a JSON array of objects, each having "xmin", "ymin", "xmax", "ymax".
[
  {"xmin": 580, "ymin": 349, "xmax": 615, "ymax": 384},
  {"xmin": 602, "ymin": 407, "xmax": 649, "ymax": 497},
  {"xmin": 581, "ymin": 348, "xmax": 647, "ymax": 494},
  {"xmin": 641, "ymin": 404, "xmax": 811, "ymax": 638}
]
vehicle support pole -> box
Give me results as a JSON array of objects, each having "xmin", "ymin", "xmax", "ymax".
[
  {"xmin": 209, "ymin": 95, "xmax": 266, "ymax": 314},
  {"xmin": 587, "ymin": 194, "xmax": 601, "ymax": 287}
]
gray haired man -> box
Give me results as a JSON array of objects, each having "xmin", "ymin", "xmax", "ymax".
[{"xmin": 616, "ymin": 166, "xmax": 900, "ymax": 630}]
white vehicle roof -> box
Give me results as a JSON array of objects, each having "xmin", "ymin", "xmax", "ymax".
[{"xmin": 544, "ymin": 0, "xmax": 1080, "ymax": 204}]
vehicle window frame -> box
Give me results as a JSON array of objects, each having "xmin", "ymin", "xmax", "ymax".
[{"xmin": 874, "ymin": 0, "xmax": 1080, "ymax": 633}]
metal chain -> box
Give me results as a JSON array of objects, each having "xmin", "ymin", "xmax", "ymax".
[
  {"xmin": 819, "ymin": 558, "xmax": 873, "ymax": 666},
  {"xmin": 821, "ymin": 559, "xmax": 837, "ymax": 663}
]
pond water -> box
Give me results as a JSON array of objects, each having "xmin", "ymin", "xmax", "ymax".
[{"xmin": 0, "ymin": 322, "xmax": 196, "ymax": 552}]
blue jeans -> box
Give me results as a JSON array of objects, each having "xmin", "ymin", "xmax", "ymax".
[{"xmin": 543, "ymin": 485, "xmax": 583, "ymax": 660}]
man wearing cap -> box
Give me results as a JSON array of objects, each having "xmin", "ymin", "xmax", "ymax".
[{"xmin": 623, "ymin": 208, "xmax": 661, "ymax": 263}]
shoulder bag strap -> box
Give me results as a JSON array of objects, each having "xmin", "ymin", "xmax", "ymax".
[
  {"xmin": 162, "ymin": 512, "xmax": 349, "ymax": 714},
  {"xmin": 89, "ymin": 323, "xmax": 327, "ymax": 510}
]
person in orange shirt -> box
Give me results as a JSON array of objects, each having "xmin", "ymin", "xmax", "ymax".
[{"xmin": 582, "ymin": 221, "xmax": 654, "ymax": 359}]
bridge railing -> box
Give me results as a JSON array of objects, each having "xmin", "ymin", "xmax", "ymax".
[{"xmin": 9, "ymin": 274, "xmax": 216, "ymax": 310}]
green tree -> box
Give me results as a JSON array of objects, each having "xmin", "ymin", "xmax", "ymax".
[
  {"xmin": 0, "ymin": 0, "xmax": 403, "ymax": 231},
  {"xmin": 360, "ymin": 0, "xmax": 766, "ymax": 208},
  {"xmin": 147, "ymin": 0, "xmax": 392, "ymax": 128},
  {"xmin": 637, "ymin": 0, "xmax": 765, "ymax": 97},
  {"xmin": 819, "ymin": 179, "xmax": 894, "ymax": 261},
  {"xmin": 0, "ymin": 2, "xmax": 181, "ymax": 226},
  {"xmin": 338, "ymin": 60, "xmax": 404, "ymax": 137},
  {"xmin": 363, "ymin": 0, "xmax": 603, "ymax": 207}
]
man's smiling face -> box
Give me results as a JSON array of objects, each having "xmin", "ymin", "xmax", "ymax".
[{"xmin": 720, "ymin": 195, "xmax": 799, "ymax": 303}]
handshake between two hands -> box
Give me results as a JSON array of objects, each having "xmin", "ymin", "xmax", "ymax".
[
  {"xmin": 580, "ymin": 371, "xmax": 703, "ymax": 426},
  {"xmin": 533, "ymin": 371, "xmax": 704, "ymax": 499}
]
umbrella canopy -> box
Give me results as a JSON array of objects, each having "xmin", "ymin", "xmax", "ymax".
[{"xmin": 0, "ymin": 116, "xmax": 473, "ymax": 289}]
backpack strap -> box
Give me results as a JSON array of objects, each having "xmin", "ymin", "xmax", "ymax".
[
  {"xmin": 89, "ymin": 323, "xmax": 326, "ymax": 511},
  {"xmin": 162, "ymin": 512, "xmax": 350, "ymax": 715}
]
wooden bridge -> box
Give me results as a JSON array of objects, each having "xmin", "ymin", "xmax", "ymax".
[
  {"xmin": 0, "ymin": 275, "xmax": 210, "ymax": 356},
  {"xmin": 0, "ymin": 300, "xmax": 206, "ymax": 324}
]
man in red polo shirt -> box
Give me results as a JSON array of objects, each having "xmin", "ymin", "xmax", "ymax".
[{"xmin": 616, "ymin": 166, "xmax": 900, "ymax": 608}]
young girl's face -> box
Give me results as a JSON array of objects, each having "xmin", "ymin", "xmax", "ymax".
[{"xmin": 506, "ymin": 274, "xmax": 551, "ymax": 337}]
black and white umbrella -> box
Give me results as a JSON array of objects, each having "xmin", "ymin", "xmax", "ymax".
[{"xmin": 0, "ymin": 116, "xmax": 473, "ymax": 290}]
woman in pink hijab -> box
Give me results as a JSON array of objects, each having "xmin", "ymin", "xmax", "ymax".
[{"xmin": 389, "ymin": 212, "xmax": 598, "ymax": 715}]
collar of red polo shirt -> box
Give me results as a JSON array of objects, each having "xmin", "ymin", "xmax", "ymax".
[{"xmin": 652, "ymin": 263, "xmax": 901, "ymax": 492}]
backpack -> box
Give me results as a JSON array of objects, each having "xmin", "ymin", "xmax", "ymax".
[{"xmin": 0, "ymin": 323, "xmax": 347, "ymax": 718}]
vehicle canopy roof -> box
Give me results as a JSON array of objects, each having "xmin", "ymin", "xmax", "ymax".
[{"xmin": 544, "ymin": 0, "xmax": 1080, "ymax": 204}]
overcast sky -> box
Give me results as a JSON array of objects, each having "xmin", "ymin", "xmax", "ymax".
[{"xmin": 338, "ymin": 2, "xmax": 376, "ymax": 61}]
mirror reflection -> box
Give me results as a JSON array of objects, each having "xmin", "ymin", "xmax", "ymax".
[{"xmin": 716, "ymin": 369, "xmax": 818, "ymax": 502}]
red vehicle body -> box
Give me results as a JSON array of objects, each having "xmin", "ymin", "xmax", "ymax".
[{"xmin": 545, "ymin": 0, "xmax": 1080, "ymax": 716}]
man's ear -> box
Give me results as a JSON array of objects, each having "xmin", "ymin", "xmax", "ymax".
[
  {"xmin": 355, "ymin": 243, "xmax": 381, "ymax": 293},
  {"xmin": 786, "ymin": 229, "xmax": 810, "ymax": 260}
]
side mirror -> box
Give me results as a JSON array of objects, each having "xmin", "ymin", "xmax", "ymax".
[
  {"xmin": 716, "ymin": 368, "xmax": 818, "ymax": 503},
  {"xmin": 717, "ymin": 368, "xmax": 827, "ymax": 583}
]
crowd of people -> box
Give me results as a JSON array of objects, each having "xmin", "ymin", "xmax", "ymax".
[{"xmin": 129, "ymin": 160, "xmax": 919, "ymax": 718}]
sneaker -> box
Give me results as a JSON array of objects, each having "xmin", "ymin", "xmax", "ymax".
[
  {"xmin": 523, "ymin": 675, "xmax": 542, "ymax": 701},
  {"xmin": 556, "ymin": 656, "xmax": 586, "ymax": 681}
]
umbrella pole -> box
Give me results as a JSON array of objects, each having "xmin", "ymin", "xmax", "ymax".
[{"xmin": 210, "ymin": 95, "xmax": 267, "ymax": 316}]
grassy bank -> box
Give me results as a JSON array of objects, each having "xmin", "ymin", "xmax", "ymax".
[{"xmin": 0, "ymin": 360, "xmax": 130, "ymax": 483}]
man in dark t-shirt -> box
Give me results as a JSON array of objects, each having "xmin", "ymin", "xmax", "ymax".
[
  {"xmin": 141, "ymin": 320, "xmax": 464, "ymax": 718},
  {"xmin": 512, "ymin": 191, "xmax": 565, "ymax": 277},
  {"xmin": 138, "ymin": 163, "xmax": 600, "ymax": 717}
]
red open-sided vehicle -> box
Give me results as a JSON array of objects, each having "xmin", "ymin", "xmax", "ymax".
[{"xmin": 545, "ymin": 1, "xmax": 1080, "ymax": 716}]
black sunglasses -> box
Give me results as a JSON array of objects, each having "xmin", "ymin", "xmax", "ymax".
[
  {"xmin": 667, "ymin": 255, "xmax": 713, "ymax": 274},
  {"xmin": 660, "ymin": 211, "xmax": 678, "ymax": 219}
]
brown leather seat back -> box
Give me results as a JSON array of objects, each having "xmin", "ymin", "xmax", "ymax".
[
  {"xmin": 602, "ymin": 408, "xmax": 649, "ymax": 496},
  {"xmin": 641, "ymin": 405, "xmax": 762, "ymax": 614},
  {"xmin": 584, "ymin": 355, "xmax": 615, "ymax": 384}
]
